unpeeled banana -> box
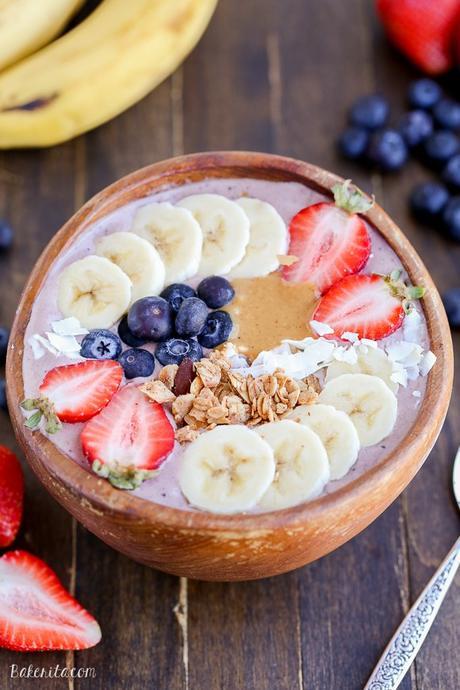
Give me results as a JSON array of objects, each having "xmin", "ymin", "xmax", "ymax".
[
  {"xmin": 0, "ymin": 0, "xmax": 84, "ymax": 72},
  {"xmin": 0, "ymin": 0, "xmax": 218, "ymax": 148}
]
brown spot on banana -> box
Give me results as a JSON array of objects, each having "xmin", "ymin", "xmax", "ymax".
[{"xmin": 2, "ymin": 95, "xmax": 58, "ymax": 112}]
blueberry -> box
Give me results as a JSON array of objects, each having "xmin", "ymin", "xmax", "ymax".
[
  {"xmin": 160, "ymin": 283, "xmax": 196, "ymax": 314},
  {"xmin": 349, "ymin": 94, "xmax": 389, "ymax": 130},
  {"xmin": 442, "ymin": 155, "xmax": 460, "ymax": 189},
  {"xmin": 197, "ymin": 311, "xmax": 233, "ymax": 349},
  {"xmin": 119, "ymin": 348, "xmax": 155, "ymax": 379},
  {"xmin": 408, "ymin": 79, "xmax": 442, "ymax": 110},
  {"xmin": 118, "ymin": 314, "xmax": 147, "ymax": 347},
  {"xmin": 442, "ymin": 288, "xmax": 460, "ymax": 327},
  {"xmin": 0, "ymin": 220, "xmax": 13, "ymax": 251},
  {"xmin": 0, "ymin": 379, "xmax": 6, "ymax": 411},
  {"xmin": 433, "ymin": 98, "xmax": 460, "ymax": 130},
  {"xmin": 127, "ymin": 296, "xmax": 173, "ymax": 341},
  {"xmin": 197, "ymin": 276, "xmax": 235, "ymax": 308},
  {"xmin": 80, "ymin": 329, "xmax": 122, "ymax": 360},
  {"xmin": 410, "ymin": 182, "xmax": 450, "ymax": 225},
  {"xmin": 423, "ymin": 131, "xmax": 460, "ymax": 169},
  {"xmin": 155, "ymin": 338, "xmax": 203, "ymax": 366},
  {"xmin": 175, "ymin": 297, "xmax": 208, "ymax": 337},
  {"xmin": 367, "ymin": 129, "xmax": 408, "ymax": 171},
  {"xmin": 0, "ymin": 326, "xmax": 9, "ymax": 363},
  {"xmin": 337, "ymin": 127, "xmax": 369, "ymax": 160},
  {"xmin": 399, "ymin": 110, "xmax": 433, "ymax": 148},
  {"xmin": 442, "ymin": 196, "xmax": 460, "ymax": 240}
]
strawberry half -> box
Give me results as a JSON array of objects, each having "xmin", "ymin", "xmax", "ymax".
[
  {"xmin": 81, "ymin": 385, "xmax": 175, "ymax": 490},
  {"xmin": 21, "ymin": 359, "xmax": 123, "ymax": 432},
  {"xmin": 377, "ymin": 0, "xmax": 460, "ymax": 75},
  {"xmin": 282, "ymin": 180, "xmax": 372, "ymax": 295},
  {"xmin": 0, "ymin": 447, "xmax": 24, "ymax": 548},
  {"xmin": 0, "ymin": 550, "xmax": 101, "ymax": 651},
  {"xmin": 312, "ymin": 272, "xmax": 425, "ymax": 341}
]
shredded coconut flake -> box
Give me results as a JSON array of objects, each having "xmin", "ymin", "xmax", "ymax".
[
  {"xmin": 341, "ymin": 331, "xmax": 359, "ymax": 343},
  {"xmin": 419, "ymin": 350, "xmax": 437, "ymax": 376},
  {"xmin": 412, "ymin": 390, "xmax": 421, "ymax": 398},
  {"xmin": 29, "ymin": 334, "xmax": 58, "ymax": 358},
  {"xmin": 309, "ymin": 320, "xmax": 334, "ymax": 336},
  {"xmin": 46, "ymin": 332, "xmax": 81, "ymax": 354},
  {"xmin": 51, "ymin": 317, "xmax": 88, "ymax": 337}
]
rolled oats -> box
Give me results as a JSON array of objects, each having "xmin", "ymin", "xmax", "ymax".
[
  {"xmin": 158, "ymin": 364, "xmax": 178, "ymax": 390},
  {"xmin": 143, "ymin": 347, "xmax": 322, "ymax": 444},
  {"xmin": 140, "ymin": 380, "xmax": 176, "ymax": 405}
]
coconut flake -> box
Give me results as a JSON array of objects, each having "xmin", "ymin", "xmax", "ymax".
[
  {"xmin": 333, "ymin": 346, "xmax": 358, "ymax": 365},
  {"xmin": 412, "ymin": 390, "xmax": 421, "ymax": 398},
  {"xmin": 309, "ymin": 320, "xmax": 334, "ymax": 336},
  {"xmin": 29, "ymin": 334, "xmax": 58, "ymax": 358},
  {"xmin": 46, "ymin": 332, "xmax": 81, "ymax": 356},
  {"xmin": 341, "ymin": 331, "xmax": 359, "ymax": 343},
  {"xmin": 419, "ymin": 350, "xmax": 437, "ymax": 376},
  {"xmin": 402, "ymin": 309, "xmax": 422, "ymax": 343},
  {"xmin": 390, "ymin": 367, "xmax": 408, "ymax": 387},
  {"xmin": 234, "ymin": 337, "xmax": 335, "ymax": 378},
  {"xmin": 386, "ymin": 341, "xmax": 423, "ymax": 366},
  {"xmin": 51, "ymin": 317, "xmax": 88, "ymax": 337},
  {"xmin": 360, "ymin": 338, "xmax": 378, "ymax": 349}
]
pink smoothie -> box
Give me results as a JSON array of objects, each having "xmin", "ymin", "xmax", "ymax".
[{"xmin": 22, "ymin": 177, "xmax": 429, "ymax": 512}]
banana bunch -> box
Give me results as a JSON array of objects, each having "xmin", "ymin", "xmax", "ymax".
[
  {"xmin": 0, "ymin": 0, "xmax": 84, "ymax": 71},
  {"xmin": 0, "ymin": 0, "xmax": 218, "ymax": 148}
]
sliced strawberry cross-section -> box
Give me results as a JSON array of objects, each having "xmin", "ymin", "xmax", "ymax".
[
  {"xmin": 312, "ymin": 272, "xmax": 426, "ymax": 341},
  {"xmin": 0, "ymin": 550, "xmax": 101, "ymax": 651},
  {"xmin": 282, "ymin": 181, "xmax": 372, "ymax": 295},
  {"xmin": 21, "ymin": 359, "xmax": 123, "ymax": 432},
  {"xmin": 81, "ymin": 385, "xmax": 175, "ymax": 490},
  {"xmin": 0, "ymin": 447, "xmax": 24, "ymax": 548}
]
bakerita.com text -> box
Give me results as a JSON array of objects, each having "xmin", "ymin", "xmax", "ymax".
[{"xmin": 10, "ymin": 664, "xmax": 96, "ymax": 679}]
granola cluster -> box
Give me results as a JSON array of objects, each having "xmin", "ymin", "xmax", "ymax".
[{"xmin": 140, "ymin": 347, "xmax": 320, "ymax": 444}]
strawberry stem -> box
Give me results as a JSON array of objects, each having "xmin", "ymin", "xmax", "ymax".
[
  {"xmin": 92, "ymin": 460, "xmax": 157, "ymax": 490},
  {"xmin": 332, "ymin": 179, "xmax": 374, "ymax": 214},
  {"xmin": 383, "ymin": 272, "xmax": 426, "ymax": 314},
  {"xmin": 20, "ymin": 397, "xmax": 62, "ymax": 434}
]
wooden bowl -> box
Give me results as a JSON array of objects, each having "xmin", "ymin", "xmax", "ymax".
[{"xmin": 6, "ymin": 152, "xmax": 454, "ymax": 581}]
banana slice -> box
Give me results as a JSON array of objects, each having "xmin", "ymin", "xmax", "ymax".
[
  {"xmin": 256, "ymin": 420, "xmax": 330, "ymax": 510},
  {"xmin": 177, "ymin": 193, "xmax": 250, "ymax": 275},
  {"xmin": 57, "ymin": 255, "xmax": 132, "ymax": 329},
  {"xmin": 179, "ymin": 425, "xmax": 275, "ymax": 514},
  {"xmin": 95, "ymin": 231, "xmax": 165, "ymax": 304},
  {"xmin": 228, "ymin": 197, "xmax": 288, "ymax": 278},
  {"xmin": 131, "ymin": 202, "xmax": 202, "ymax": 283},
  {"xmin": 326, "ymin": 344, "xmax": 398, "ymax": 394},
  {"xmin": 318, "ymin": 373, "xmax": 397, "ymax": 447},
  {"xmin": 287, "ymin": 404, "xmax": 360, "ymax": 480}
]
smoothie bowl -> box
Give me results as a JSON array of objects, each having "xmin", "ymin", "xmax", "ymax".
[{"xmin": 6, "ymin": 152, "xmax": 453, "ymax": 581}]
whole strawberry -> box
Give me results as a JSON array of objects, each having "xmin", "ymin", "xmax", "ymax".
[
  {"xmin": 377, "ymin": 0, "xmax": 460, "ymax": 75},
  {"xmin": 0, "ymin": 446, "xmax": 24, "ymax": 547}
]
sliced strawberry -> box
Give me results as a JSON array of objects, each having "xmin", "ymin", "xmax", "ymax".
[
  {"xmin": 21, "ymin": 359, "xmax": 123, "ymax": 432},
  {"xmin": 377, "ymin": 0, "xmax": 460, "ymax": 75},
  {"xmin": 0, "ymin": 447, "xmax": 24, "ymax": 548},
  {"xmin": 282, "ymin": 181, "xmax": 372, "ymax": 295},
  {"xmin": 0, "ymin": 550, "xmax": 101, "ymax": 651},
  {"xmin": 81, "ymin": 385, "xmax": 175, "ymax": 490},
  {"xmin": 312, "ymin": 272, "xmax": 425, "ymax": 341}
]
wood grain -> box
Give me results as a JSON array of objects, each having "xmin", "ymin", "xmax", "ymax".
[{"xmin": 0, "ymin": 0, "xmax": 459, "ymax": 688}]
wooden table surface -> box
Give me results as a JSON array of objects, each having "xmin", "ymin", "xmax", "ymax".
[{"xmin": 1, "ymin": 1, "xmax": 459, "ymax": 688}]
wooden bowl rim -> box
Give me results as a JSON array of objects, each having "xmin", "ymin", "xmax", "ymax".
[{"xmin": 6, "ymin": 151, "xmax": 453, "ymax": 533}]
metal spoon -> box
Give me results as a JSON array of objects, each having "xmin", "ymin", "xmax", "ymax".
[{"xmin": 364, "ymin": 447, "xmax": 460, "ymax": 690}]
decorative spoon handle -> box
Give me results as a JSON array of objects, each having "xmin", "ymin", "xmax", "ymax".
[{"xmin": 364, "ymin": 536, "xmax": 460, "ymax": 690}]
